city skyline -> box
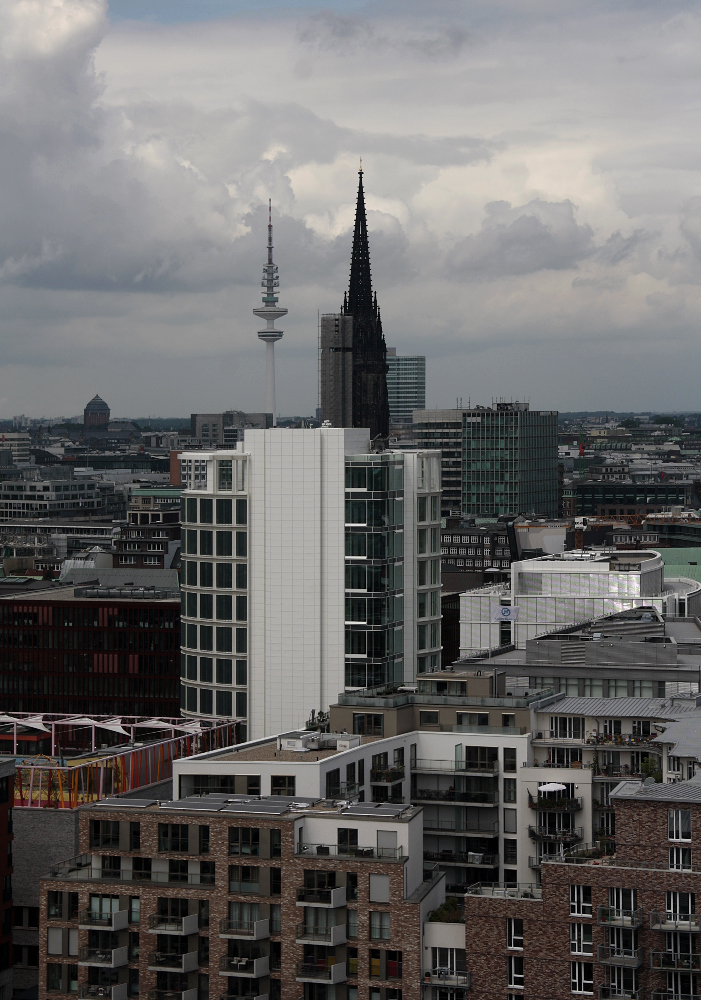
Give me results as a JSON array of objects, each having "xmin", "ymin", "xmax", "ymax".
[{"xmin": 2, "ymin": 1, "xmax": 701, "ymax": 416}]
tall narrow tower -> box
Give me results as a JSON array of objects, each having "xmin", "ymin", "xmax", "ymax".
[
  {"xmin": 253, "ymin": 201, "xmax": 287, "ymax": 426},
  {"xmin": 344, "ymin": 165, "xmax": 390, "ymax": 441}
]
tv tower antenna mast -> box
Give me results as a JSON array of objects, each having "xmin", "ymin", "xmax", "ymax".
[{"xmin": 253, "ymin": 200, "xmax": 287, "ymax": 426}]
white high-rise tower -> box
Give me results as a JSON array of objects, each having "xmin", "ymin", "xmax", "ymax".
[{"xmin": 253, "ymin": 201, "xmax": 287, "ymax": 427}]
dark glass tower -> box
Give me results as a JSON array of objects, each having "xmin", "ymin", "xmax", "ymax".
[{"xmin": 343, "ymin": 167, "xmax": 390, "ymax": 441}]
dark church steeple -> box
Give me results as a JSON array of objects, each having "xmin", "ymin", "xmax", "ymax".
[{"xmin": 343, "ymin": 164, "xmax": 390, "ymax": 441}]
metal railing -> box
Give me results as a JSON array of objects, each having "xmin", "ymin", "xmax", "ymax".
[
  {"xmin": 147, "ymin": 913, "xmax": 198, "ymax": 935},
  {"xmin": 650, "ymin": 951, "xmax": 701, "ymax": 970},
  {"xmin": 45, "ymin": 856, "xmax": 214, "ymax": 885},
  {"xmin": 218, "ymin": 918, "xmax": 269, "ymax": 939},
  {"xmin": 295, "ymin": 962, "xmax": 346, "ymax": 983},
  {"xmin": 413, "ymin": 789, "xmax": 498, "ymax": 804},
  {"xmin": 597, "ymin": 944, "xmax": 642, "ymax": 966},
  {"xmin": 422, "ymin": 819, "xmax": 499, "ymax": 835},
  {"xmin": 465, "ymin": 882, "xmax": 542, "ymax": 900},
  {"xmin": 597, "ymin": 906, "xmax": 643, "ymax": 928},
  {"xmin": 413, "ymin": 758, "xmax": 499, "ymax": 775},
  {"xmin": 422, "ymin": 970, "xmax": 471, "ymax": 988},
  {"xmin": 78, "ymin": 909, "xmax": 128, "ymax": 930},
  {"xmin": 527, "ymin": 793, "xmax": 583, "ymax": 811},
  {"xmin": 295, "ymin": 922, "xmax": 346, "ymax": 945},
  {"xmin": 598, "ymin": 989, "xmax": 644, "ymax": 1000},
  {"xmin": 370, "ymin": 766, "xmax": 405, "ymax": 783},
  {"xmin": 295, "ymin": 886, "xmax": 346, "ymax": 906},
  {"xmin": 424, "ymin": 851, "xmax": 498, "ymax": 867},
  {"xmin": 650, "ymin": 910, "xmax": 701, "ymax": 930},
  {"xmin": 528, "ymin": 826, "xmax": 583, "ymax": 843},
  {"xmin": 295, "ymin": 843, "xmax": 404, "ymax": 861}
]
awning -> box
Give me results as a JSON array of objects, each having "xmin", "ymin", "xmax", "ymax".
[{"xmin": 538, "ymin": 782, "xmax": 568, "ymax": 792}]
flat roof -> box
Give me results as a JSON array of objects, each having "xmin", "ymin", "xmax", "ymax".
[
  {"xmin": 534, "ymin": 695, "xmax": 698, "ymax": 719},
  {"xmin": 0, "ymin": 584, "xmax": 178, "ymax": 603},
  {"xmin": 213, "ymin": 736, "xmax": 380, "ymax": 764}
]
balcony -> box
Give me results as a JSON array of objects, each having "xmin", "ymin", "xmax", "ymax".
[
  {"xmin": 422, "ymin": 971, "xmax": 471, "ymax": 988},
  {"xmin": 650, "ymin": 910, "xmax": 700, "ymax": 931},
  {"xmin": 296, "ymin": 923, "xmax": 347, "ymax": 946},
  {"xmin": 44, "ymin": 855, "xmax": 213, "ymax": 887},
  {"xmin": 527, "ymin": 793, "xmax": 583, "ymax": 811},
  {"xmin": 597, "ymin": 945, "xmax": 643, "ymax": 967},
  {"xmin": 78, "ymin": 947, "xmax": 129, "ymax": 969},
  {"xmin": 78, "ymin": 909, "xmax": 129, "ymax": 931},
  {"xmin": 148, "ymin": 991, "xmax": 198, "ymax": 1000},
  {"xmin": 370, "ymin": 766, "xmax": 405, "ymax": 783},
  {"xmin": 413, "ymin": 759, "xmax": 499, "ymax": 776},
  {"xmin": 295, "ymin": 886, "xmax": 346, "ymax": 907},
  {"xmin": 295, "ymin": 962, "xmax": 347, "ymax": 984},
  {"xmin": 79, "ymin": 986, "xmax": 128, "ymax": 1000},
  {"xmin": 593, "ymin": 766, "xmax": 648, "ymax": 779},
  {"xmin": 597, "ymin": 907, "xmax": 644, "ymax": 928},
  {"xmin": 219, "ymin": 918, "xmax": 270, "ymax": 940},
  {"xmin": 586, "ymin": 734, "xmax": 658, "ymax": 747},
  {"xmin": 413, "ymin": 789, "xmax": 498, "ymax": 805},
  {"xmin": 424, "ymin": 851, "xmax": 498, "ymax": 868},
  {"xmin": 296, "ymin": 843, "xmax": 404, "ymax": 862},
  {"xmin": 148, "ymin": 913, "xmax": 199, "ymax": 935},
  {"xmin": 598, "ymin": 989, "xmax": 643, "ymax": 1000},
  {"xmin": 147, "ymin": 950, "xmax": 199, "ymax": 973},
  {"xmin": 422, "ymin": 819, "xmax": 499, "ymax": 836},
  {"xmin": 218, "ymin": 955, "xmax": 269, "ymax": 978},
  {"xmin": 528, "ymin": 826, "xmax": 583, "ymax": 844},
  {"xmin": 650, "ymin": 951, "xmax": 701, "ymax": 971},
  {"xmin": 466, "ymin": 883, "xmax": 542, "ymax": 901}
]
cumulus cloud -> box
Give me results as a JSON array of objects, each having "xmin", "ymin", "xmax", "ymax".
[{"xmin": 1, "ymin": 0, "xmax": 701, "ymax": 415}]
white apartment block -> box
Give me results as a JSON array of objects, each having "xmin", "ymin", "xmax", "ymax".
[
  {"xmin": 460, "ymin": 550, "xmax": 701, "ymax": 654},
  {"xmin": 179, "ymin": 429, "xmax": 442, "ymax": 739}
]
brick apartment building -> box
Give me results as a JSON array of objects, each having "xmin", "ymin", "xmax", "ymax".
[
  {"xmin": 37, "ymin": 754, "xmax": 446, "ymax": 1000},
  {"xmin": 0, "ymin": 583, "xmax": 181, "ymax": 716},
  {"xmin": 114, "ymin": 488, "xmax": 181, "ymax": 570},
  {"xmin": 464, "ymin": 776, "xmax": 701, "ymax": 999}
]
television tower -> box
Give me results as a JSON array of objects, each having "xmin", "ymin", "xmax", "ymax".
[{"xmin": 253, "ymin": 200, "xmax": 287, "ymax": 426}]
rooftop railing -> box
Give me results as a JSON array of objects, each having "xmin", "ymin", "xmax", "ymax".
[
  {"xmin": 295, "ymin": 843, "xmax": 404, "ymax": 861},
  {"xmin": 413, "ymin": 759, "xmax": 499, "ymax": 775},
  {"xmin": 465, "ymin": 882, "xmax": 542, "ymax": 900}
]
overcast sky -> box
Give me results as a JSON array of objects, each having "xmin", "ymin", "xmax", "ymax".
[{"xmin": 2, "ymin": 0, "xmax": 701, "ymax": 418}]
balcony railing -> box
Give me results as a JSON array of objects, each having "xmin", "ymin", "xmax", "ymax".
[
  {"xmin": 45, "ymin": 856, "xmax": 214, "ymax": 886},
  {"xmin": 413, "ymin": 758, "xmax": 499, "ymax": 775},
  {"xmin": 593, "ymin": 766, "xmax": 649, "ymax": 779},
  {"xmin": 147, "ymin": 950, "xmax": 198, "ymax": 973},
  {"xmin": 422, "ymin": 970, "xmax": 471, "ymax": 988},
  {"xmin": 465, "ymin": 883, "xmax": 542, "ymax": 901},
  {"xmin": 586, "ymin": 734, "xmax": 658, "ymax": 746},
  {"xmin": 650, "ymin": 910, "xmax": 701, "ymax": 931},
  {"xmin": 295, "ymin": 886, "xmax": 346, "ymax": 907},
  {"xmin": 148, "ymin": 991, "xmax": 197, "ymax": 1000},
  {"xmin": 650, "ymin": 951, "xmax": 701, "ymax": 971},
  {"xmin": 78, "ymin": 947, "xmax": 129, "ymax": 968},
  {"xmin": 218, "ymin": 918, "xmax": 270, "ymax": 940},
  {"xmin": 370, "ymin": 766, "xmax": 405, "ymax": 783},
  {"xmin": 422, "ymin": 819, "xmax": 499, "ymax": 835},
  {"xmin": 295, "ymin": 962, "xmax": 347, "ymax": 984},
  {"xmin": 597, "ymin": 944, "xmax": 643, "ymax": 967},
  {"xmin": 296, "ymin": 843, "xmax": 404, "ymax": 861},
  {"xmin": 79, "ymin": 986, "xmax": 128, "ymax": 1000},
  {"xmin": 651, "ymin": 993, "xmax": 697, "ymax": 1000},
  {"xmin": 413, "ymin": 789, "xmax": 498, "ymax": 804},
  {"xmin": 78, "ymin": 909, "xmax": 129, "ymax": 931},
  {"xmin": 424, "ymin": 851, "xmax": 498, "ymax": 867},
  {"xmin": 295, "ymin": 922, "xmax": 347, "ymax": 946},
  {"xmin": 597, "ymin": 906, "xmax": 643, "ymax": 928},
  {"xmin": 218, "ymin": 955, "xmax": 269, "ymax": 977},
  {"xmin": 147, "ymin": 913, "xmax": 199, "ymax": 935},
  {"xmin": 528, "ymin": 826, "xmax": 583, "ymax": 844},
  {"xmin": 527, "ymin": 793, "xmax": 583, "ymax": 811},
  {"xmin": 598, "ymin": 988, "xmax": 643, "ymax": 1000}
]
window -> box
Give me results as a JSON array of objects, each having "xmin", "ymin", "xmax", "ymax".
[
  {"xmin": 419, "ymin": 711, "xmax": 439, "ymax": 726},
  {"xmin": 229, "ymin": 828, "xmax": 259, "ymax": 856},
  {"xmin": 216, "ymin": 496, "xmax": 232, "ymax": 521},
  {"xmin": 549, "ymin": 717, "xmax": 585, "ymax": 740},
  {"xmin": 570, "ymin": 885, "xmax": 592, "ymax": 917},
  {"xmin": 216, "ymin": 595, "xmax": 232, "ymax": 620},
  {"xmin": 353, "ymin": 714, "xmax": 384, "ymax": 736},
  {"xmin": 632, "ymin": 719, "xmax": 651, "ymax": 737},
  {"xmin": 270, "ymin": 867, "xmax": 281, "ymax": 895},
  {"xmin": 507, "ymin": 918, "xmax": 523, "ymax": 950},
  {"xmin": 271, "ymin": 776, "xmax": 295, "ymax": 796},
  {"xmin": 507, "ymin": 956, "xmax": 524, "ymax": 988},
  {"xmin": 504, "ymin": 748, "xmax": 517, "ymax": 772},
  {"xmin": 570, "ymin": 924, "xmax": 593, "ymax": 955},
  {"xmin": 504, "ymin": 840, "xmax": 517, "ymax": 866},
  {"xmin": 200, "ymin": 659, "xmax": 213, "ymax": 683},
  {"xmin": 46, "ymin": 964, "xmax": 63, "ymax": 992},
  {"xmin": 199, "ymin": 826, "xmax": 210, "ymax": 854},
  {"xmin": 503, "ymin": 778, "xmax": 517, "ymax": 802},
  {"xmin": 216, "ymin": 563, "xmax": 232, "ymax": 588},
  {"xmin": 158, "ymin": 824, "xmax": 188, "ymax": 852},
  {"xmin": 216, "ymin": 531, "xmax": 232, "ymax": 556},
  {"xmin": 216, "ymin": 659, "xmax": 232, "ymax": 685},
  {"xmin": 570, "ymin": 962, "xmax": 593, "ymax": 994},
  {"xmin": 347, "ymin": 909, "xmax": 358, "ymax": 939},
  {"xmin": 228, "ymin": 866, "xmax": 259, "ymax": 893},
  {"xmin": 216, "ymin": 626, "xmax": 232, "ymax": 652},
  {"xmin": 90, "ymin": 820, "xmax": 119, "ymax": 848},
  {"xmin": 200, "ymin": 593, "xmax": 213, "ymax": 619},
  {"xmin": 130, "ymin": 823, "xmax": 140, "ymax": 850},
  {"xmin": 369, "ymin": 911, "xmax": 390, "ymax": 940},
  {"xmin": 504, "ymin": 809, "xmax": 517, "ymax": 834},
  {"xmin": 670, "ymin": 846, "xmax": 692, "ymax": 871},
  {"xmin": 216, "ymin": 690, "xmax": 232, "ymax": 716},
  {"xmin": 270, "ymin": 829, "xmax": 281, "ymax": 858},
  {"xmin": 669, "ymin": 810, "xmax": 692, "ymax": 842}
]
